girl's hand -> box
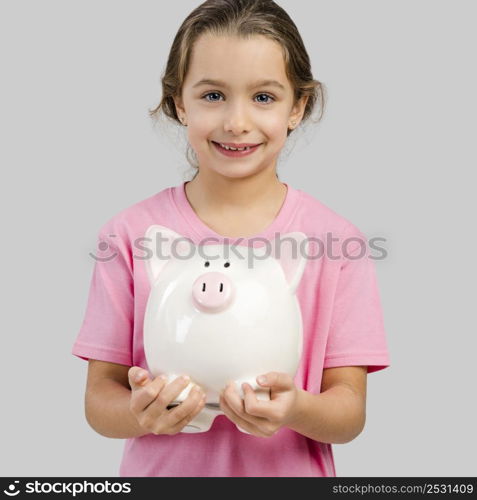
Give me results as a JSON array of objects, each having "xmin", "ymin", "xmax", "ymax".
[
  {"xmin": 127, "ymin": 367, "xmax": 206, "ymax": 435},
  {"xmin": 219, "ymin": 372, "xmax": 299, "ymax": 438}
]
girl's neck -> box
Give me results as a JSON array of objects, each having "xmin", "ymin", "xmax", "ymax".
[{"xmin": 185, "ymin": 169, "xmax": 286, "ymax": 214}]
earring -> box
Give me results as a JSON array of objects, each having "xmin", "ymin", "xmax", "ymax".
[{"xmin": 289, "ymin": 121, "xmax": 296, "ymax": 129}]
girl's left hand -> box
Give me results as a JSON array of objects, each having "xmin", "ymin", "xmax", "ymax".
[{"xmin": 219, "ymin": 372, "xmax": 299, "ymax": 437}]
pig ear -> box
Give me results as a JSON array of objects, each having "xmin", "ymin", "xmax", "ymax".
[
  {"xmin": 143, "ymin": 225, "xmax": 193, "ymax": 285},
  {"xmin": 268, "ymin": 232, "xmax": 309, "ymax": 294}
]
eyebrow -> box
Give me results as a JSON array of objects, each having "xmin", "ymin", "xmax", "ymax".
[{"xmin": 192, "ymin": 78, "xmax": 286, "ymax": 91}]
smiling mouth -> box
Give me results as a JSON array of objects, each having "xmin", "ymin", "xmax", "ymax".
[
  {"xmin": 212, "ymin": 141, "xmax": 262, "ymax": 151},
  {"xmin": 211, "ymin": 141, "xmax": 262, "ymax": 157}
]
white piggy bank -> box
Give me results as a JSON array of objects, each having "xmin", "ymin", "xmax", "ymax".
[{"xmin": 142, "ymin": 225, "xmax": 308, "ymax": 433}]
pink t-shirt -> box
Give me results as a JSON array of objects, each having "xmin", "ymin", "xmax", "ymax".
[{"xmin": 72, "ymin": 181, "xmax": 390, "ymax": 477}]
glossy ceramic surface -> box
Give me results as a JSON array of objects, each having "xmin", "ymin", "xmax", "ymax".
[{"xmin": 143, "ymin": 225, "xmax": 308, "ymax": 433}]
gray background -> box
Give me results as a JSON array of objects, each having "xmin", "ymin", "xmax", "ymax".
[{"xmin": 1, "ymin": 0, "xmax": 475, "ymax": 477}]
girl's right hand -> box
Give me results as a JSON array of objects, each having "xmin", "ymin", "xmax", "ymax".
[{"xmin": 127, "ymin": 367, "xmax": 206, "ymax": 435}]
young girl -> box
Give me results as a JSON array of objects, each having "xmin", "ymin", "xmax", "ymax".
[{"xmin": 73, "ymin": 0, "xmax": 390, "ymax": 477}]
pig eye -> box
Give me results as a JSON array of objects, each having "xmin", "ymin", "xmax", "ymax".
[
  {"xmin": 204, "ymin": 261, "xmax": 210, "ymax": 267},
  {"xmin": 224, "ymin": 262, "xmax": 230, "ymax": 268}
]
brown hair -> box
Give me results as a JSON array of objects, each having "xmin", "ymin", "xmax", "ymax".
[{"xmin": 149, "ymin": 0, "xmax": 326, "ymax": 179}]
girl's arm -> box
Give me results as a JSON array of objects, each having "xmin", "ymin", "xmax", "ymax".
[
  {"xmin": 85, "ymin": 360, "xmax": 149, "ymax": 439},
  {"xmin": 84, "ymin": 360, "xmax": 206, "ymax": 438},
  {"xmin": 287, "ymin": 366, "xmax": 367, "ymax": 444}
]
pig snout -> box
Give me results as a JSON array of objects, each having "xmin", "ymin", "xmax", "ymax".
[{"xmin": 191, "ymin": 272, "xmax": 235, "ymax": 313}]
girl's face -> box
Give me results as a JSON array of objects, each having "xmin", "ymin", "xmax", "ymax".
[{"xmin": 174, "ymin": 34, "xmax": 308, "ymax": 180}]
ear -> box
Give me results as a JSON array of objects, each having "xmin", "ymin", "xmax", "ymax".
[
  {"xmin": 143, "ymin": 225, "xmax": 193, "ymax": 286},
  {"xmin": 258, "ymin": 232, "xmax": 309, "ymax": 294},
  {"xmin": 172, "ymin": 95, "xmax": 185, "ymax": 116},
  {"xmin": 289, "ymin": 95, "xmax": 309, "ymax": 127}
]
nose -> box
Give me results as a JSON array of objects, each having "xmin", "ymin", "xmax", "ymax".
[
  {"xmin": 191, "ymin": 272, "xmax": 235, "ymax": 313},
  {"xmin": 224, "ymin": 101, "xmax": 251, "ymax": 135}
]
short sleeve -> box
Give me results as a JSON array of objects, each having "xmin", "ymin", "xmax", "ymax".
[
  {"xmin": 72, "ymin": 228, "xmax": 134, "ymax": 366},
  {"xmin": 324, "ymin": 223, "xmax": 391, "ymax": 373}
]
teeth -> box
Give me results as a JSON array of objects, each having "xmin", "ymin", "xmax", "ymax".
[{"xmin": 219, "ymin": 143, "xmax": 252, "ymax": 151}]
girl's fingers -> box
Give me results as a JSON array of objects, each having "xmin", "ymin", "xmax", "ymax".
[
  {"xmin": 138, "ymin": 374, "xmax": 170, "ymax": 412},
  {"xmin": 222, "ymin": 383, "xmax": 269, "ymax": 425},
  {"xmin": 242, "ymin": 383, "xmax": 275, "ymax": 418},
  {"xmin": 165, "ymin": 387, "xmax": 207, "ymax": 432},
  {"xmin": 128, "ymin": 367, "xmax": 151, "ymax": 390},
  {"xmin": 219, "ymin": 393, "xmax": 262, "ymax": 435},
  {"xmin": 144, "ymin": 375, "xmax": 193, "ymax": 418},
  {"xmin": 129, "ymin": 371, "xmax": 167, "ymax": 414}
]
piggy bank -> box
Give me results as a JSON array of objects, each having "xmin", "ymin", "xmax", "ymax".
[{"xmin": 142, "ymin": 225, "xmax": 308, "ymax": 433}]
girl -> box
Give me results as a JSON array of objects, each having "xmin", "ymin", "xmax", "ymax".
[{"xmin": 73, "ymin": 0, "xmax": 390, "ymax": 477}]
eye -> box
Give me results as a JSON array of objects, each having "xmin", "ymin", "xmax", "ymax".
[
  {"xmin": 255, "ymin": 93, "xmax": 275, "ymax": 104},
  {"xmin": 204, "ymin": 261, "xmax": 210, "ymax": 267},
  {"xmin": 224, "ymin": 262, "xmax": 230, "ymax": 268},
  {"xmin": 201, "ymin": 92, "xmax": 275, "ymax": 105}
]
